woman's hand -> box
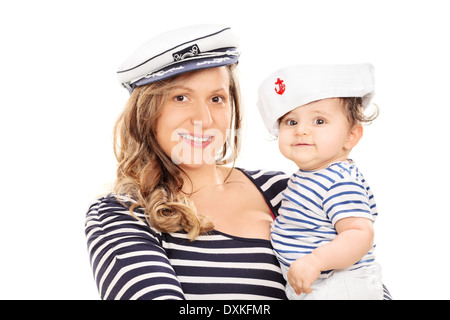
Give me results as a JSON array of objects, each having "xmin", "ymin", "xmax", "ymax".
[{"xmin": 287, "ymin": 253, "xmax": 322, "ymax": 296}]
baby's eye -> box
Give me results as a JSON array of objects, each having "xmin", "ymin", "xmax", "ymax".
[
  {"xmin": 286, "ymin": 119, "xmax": 297, "ymax": 126},
  {"xmin": 314, "ymin": 118, "xmax": 325, "ymax": 125}
]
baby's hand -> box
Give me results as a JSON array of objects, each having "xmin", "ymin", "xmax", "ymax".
[{"xmin": 287, "ymin": 254, "xmax": 322, "ymax": 295}]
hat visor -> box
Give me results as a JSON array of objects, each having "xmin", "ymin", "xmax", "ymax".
[{"xmin": 129, "ymin": 52, "xmax": 238, "ymax": 93}]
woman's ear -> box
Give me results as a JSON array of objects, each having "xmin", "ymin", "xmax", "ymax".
[{"xmin": 344, "ymin": 124, "xmax": 363, "ymax": 150}]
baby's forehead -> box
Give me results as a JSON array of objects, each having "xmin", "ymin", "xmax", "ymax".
[{"xmin": 282, "ymin": 98, "xmax": 345, "ymax": 117}]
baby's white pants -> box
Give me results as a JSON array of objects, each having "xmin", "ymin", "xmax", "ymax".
[{"xmin": 284, "ymin": 264, "xmax": 383, "ymax": 300}]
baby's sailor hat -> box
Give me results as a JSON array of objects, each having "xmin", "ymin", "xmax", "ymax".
[
  {"xmin": 117, "ymin": 24, "xmax": 240, "ymax": 93},
  {"xmin": 257, "ymin": 63, "xmax": 375, "ymax": 136}
]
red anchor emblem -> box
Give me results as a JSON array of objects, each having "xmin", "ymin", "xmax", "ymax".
[{"xmin": 275, "ymin": 78, "xmax": 286, "ymax": 95}]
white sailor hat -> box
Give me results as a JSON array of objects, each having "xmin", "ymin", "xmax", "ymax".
[
  {"xmin": 257, "ymin": 63, "xmax": 375, "ymax": 135},
  {"xmin": 117, "ymin": 24, "xmax": 240, "ymax": 93}
]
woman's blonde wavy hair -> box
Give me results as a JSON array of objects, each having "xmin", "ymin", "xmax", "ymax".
[{"xmin": 113, "ymin": 64, "xmax": 242, "ymax": 240}]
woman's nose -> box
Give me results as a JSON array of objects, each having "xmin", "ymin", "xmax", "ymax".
[{"xmin": 192, "ymin": 103, "xmax": 213, "ymax": 128}]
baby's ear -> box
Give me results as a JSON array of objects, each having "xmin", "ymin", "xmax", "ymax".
[{"xmin": 344, "ymin": 124, "xmax": 363, "ymax": 150}]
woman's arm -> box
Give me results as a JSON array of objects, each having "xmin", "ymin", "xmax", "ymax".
[{"xmin": 85, "ymin": 195, "xmax": 185, "ymax": 300}]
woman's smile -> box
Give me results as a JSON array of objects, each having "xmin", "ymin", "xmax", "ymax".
[{"xmin": 178, "ymin": 132, "xmax": 214, "ymax": 148}]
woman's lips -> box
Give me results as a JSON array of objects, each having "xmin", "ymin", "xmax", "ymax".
[{"xmin": 179, "ymin": 133, "xmax": 214, "ymax": 148}]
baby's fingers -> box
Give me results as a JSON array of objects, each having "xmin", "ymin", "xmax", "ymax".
[
  {"xmin": 301, "ymin": 282, "xmax": 313, "ymax": 294},
  {"xmin": 290, "ymin": 280, "xmax": 313, "ymax": 295}
]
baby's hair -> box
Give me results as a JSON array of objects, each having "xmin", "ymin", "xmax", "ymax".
[{"xmin": 342, "ymin": 97, "xmax": 379, "ymax": 126}]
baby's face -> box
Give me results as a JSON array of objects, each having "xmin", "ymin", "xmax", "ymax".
[{"xmin": 278, "ymin": 98, "xmax": 356, "ymax": 171}]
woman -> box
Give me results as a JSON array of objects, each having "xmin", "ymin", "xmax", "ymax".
[{"xmin": 85, "ymin": 25, "xmax": 390, "ymax": 300}]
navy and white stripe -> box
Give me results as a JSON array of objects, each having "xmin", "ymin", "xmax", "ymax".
[
  {"xmin": 85, "ymin": 168, "xmax": 289, "ymax": 300},
  {"xmin": 86, "ymin": 167, "xmax": 392, "ymax": 300},
  {"xmin": 271, "ymin": 161, "xmax": 378, "ymax": 276}
]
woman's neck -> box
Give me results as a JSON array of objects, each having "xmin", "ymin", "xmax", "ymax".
[{"xmin": 180, "ymin": 165, "xmax": 230, "ymax": 195}]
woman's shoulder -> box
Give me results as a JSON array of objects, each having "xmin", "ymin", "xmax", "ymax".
[
  {"xmin": 85, "ymin": 193, "xmax": 155, "ymax": 233},
  {"xmin": 234, "ymin": 167, "xmax": 290, "ymax": 216},
  {"xmin": 86, "ymin": 193, "xmax": 141, "ymax": 218},
  {"xmin": 236, "ymin": 167, "xmax": 290, "ymax": 190},
  {"xmin": 85, "ymin": 193, "xmax": 164, "ymax": 247}
]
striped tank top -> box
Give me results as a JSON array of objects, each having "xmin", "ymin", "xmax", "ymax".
[{"xmin": 85, "ymin": 168, "xmax": 290, "ymax": 300}]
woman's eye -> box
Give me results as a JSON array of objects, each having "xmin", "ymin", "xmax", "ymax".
[
  {"xmin": 211, "ymin": 96, "xmax": 224, "ymax": 103},
  {"xmin": 174, "ymin": 95, "xmax": 188, "ymax": 102},
  {"xmin": 314, "ymin": 118, "xmax": 325, "ymax": 125}
]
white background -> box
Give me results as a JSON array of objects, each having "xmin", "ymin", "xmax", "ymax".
[{"xmin": 1, "ymin": 0, "xmax": 449, "ymax": 299}]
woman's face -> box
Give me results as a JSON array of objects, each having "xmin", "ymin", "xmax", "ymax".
[{"xmin": 155, "ymin": 67, "xmax": 232, "ymax": 169}]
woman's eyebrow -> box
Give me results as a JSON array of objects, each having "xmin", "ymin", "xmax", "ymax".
[
  {"xmin": 170, "ymin": 85, "xmax": 193, "ymax": 92},
  {"xmin": 211, "ymin": 86, "xmax": 229, "ymax": 95},
  {"xmin": 170, "ymin": 85, "xmax": 229, "ymax": 95}
]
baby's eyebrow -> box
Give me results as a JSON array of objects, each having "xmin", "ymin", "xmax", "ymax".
[
  {"xmin": 279, "ymin": 112, "xmax": 293, "ymax": 121},
  {"xmin": 310, "ymin": 109, "xmax": 333, "ymax": 117}
]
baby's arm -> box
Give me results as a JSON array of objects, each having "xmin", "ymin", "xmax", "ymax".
[{"xmin": 287, "ymin": 216, "xmax": 374, "ymax": 295}]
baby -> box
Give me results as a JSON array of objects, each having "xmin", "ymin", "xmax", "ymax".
[{"xmin": 257, "ymin": 64, "xmax": 383, "ymax": 300}]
